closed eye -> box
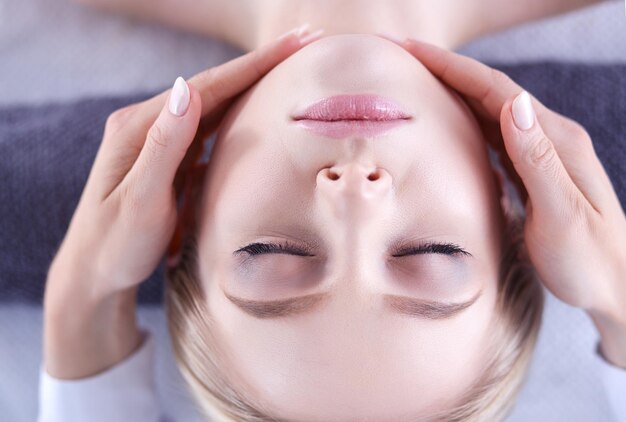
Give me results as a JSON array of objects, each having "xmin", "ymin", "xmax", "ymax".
[
  {"xmin": 234, "ymin": 241, "xmax": 315, "ymax": 257},
  {"xmin": 391, "ymin": 242, "xmax": 472, "ymax": 258},
  {"xmin": 234, "ymin": 241, "xmax": 471, "ymax": 258}
]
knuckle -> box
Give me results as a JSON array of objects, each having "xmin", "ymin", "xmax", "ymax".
[
  {"xmin": 198, "ymin": 67, "xmax": 228, "ymax": 104},
  {"xmin": 208, "ymin": 78, "xmax": 229, "ymax": 105},
  {"xmin": 197, "ymin": 66, "xmax": 217, "ymax": 85},
  {"xmin": 249, "ymin": 50, "xmax": 265, "ymax": 79},
  {"xmin": 555, "ymin": 117, "xmax": 599, "ymax": 164},
  {"xmin": 564, "ymin": 119, "xmax": 593, "ymax": 148},
  {"xmin": 524, "ymin": 134, "xmax": 558, "ymax": 172},
  {"xmin": 105, "ymin": 104, "xmax": 138, "ymax": 133},
  {"xmin": 437, "ymin": 60, "xmax": 453, "ymax": 83},
  {"xmin": 490, "ymin": 68, "xmax": 511, "ymax": 87},
  {"xmin": 145, "ymin": 123, "xmax": 169, "ymax": 155},
  {"xmin": 483, "ymin": 68, "xmax": 511, "ymax": 101}
]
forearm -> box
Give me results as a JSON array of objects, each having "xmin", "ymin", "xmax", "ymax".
[{"xmin": 43, "ymin": 256, "xmax": 142, "ymax": 379}]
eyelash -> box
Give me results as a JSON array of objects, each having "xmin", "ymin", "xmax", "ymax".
[
  {"xmin": 391, "ymin": 242, "xmax": 471, "ymax": 257},
  {"xmin": 235, "ymin": 241, "xmax": 315, "ymax": 257},
  {"xmin": 235, "ymin": 241, "xmax": 470, "ymax": 257}
]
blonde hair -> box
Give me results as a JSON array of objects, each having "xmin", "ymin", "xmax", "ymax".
[{"xmin": 165, "ymin": 160, "xmax": 544, "ymax": 421}]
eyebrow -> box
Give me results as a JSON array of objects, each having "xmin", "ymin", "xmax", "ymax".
[{"xmin": 223, "ymin": 289, "xmax": 482, "ymax": 320}]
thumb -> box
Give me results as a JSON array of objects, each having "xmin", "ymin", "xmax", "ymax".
[
  {"xmin": 499, "ymin": 91, "xmax": 582, "ymax": 220},
  {"xmin": 127, "ymin": 77, "xmax": 202, "ymax": 200}
]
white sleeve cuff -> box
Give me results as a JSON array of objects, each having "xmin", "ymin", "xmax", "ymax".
[
  {"xmin": 37, "ymin": 329, "xmax": 161, "ymax": 422},
  {"xmin": 595, "ymin": 341, "xmax": 626, "ymax": 420}
]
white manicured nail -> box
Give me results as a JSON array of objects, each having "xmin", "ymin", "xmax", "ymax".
[
  {"xmin": 512, "ymin": 91, "xmax": 534, "ymax": 131},
  {"xmin": 168, "ymin": 76, "xmax": 190, "ymax": 116}
]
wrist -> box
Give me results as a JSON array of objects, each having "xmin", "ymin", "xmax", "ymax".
[
  {"xmin": 587, "ymin": 255, "xmax": 626, "ymax": 364},
  {"xmin": 45, "ymin": 246, "xmax": 112, "ymax": 307},
  {"xmin": 44, "ymin": 257, "xmax": 142, "ymax": 379},
  {"xmin": 589, "ymin": 310, "xmax": 626, "ymax": 369}
]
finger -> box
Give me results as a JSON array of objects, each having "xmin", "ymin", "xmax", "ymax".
[
  {"xmin": 477, "ymin": 118, "xmax": 529, "ymax": 203},
  {"xmin": 169, "ymin": 28, "xmax": 324, "ymax": 193},
  {"xmin": 398, "ymin": 39, "xmax": 571, "ymax": 135},
  {"xmin": 167, "ymin": 161, "xmax": 208, "ymax": 267},
  {"xmin": 121, "ymin": 77, "xmax": 201, "ymax": 201},
  {"xmin": 191, "ymin": 28, "xmax": 325, "ymax": 114},
  {"xmin": 500, "ymin": 90, "xmax": 591, "ymax": 219},
  {"xmin": 399, "ymin": 39, "xmax": 531, "ymax": 121},
  {"xmin": 92, "ymin": 26, "xmax": 323, "ymax": 198},
  {"xmin": 400, "ymin": 39, "xmax": 615, "ymax": 212},
  {"xmin": 172, "ymin": 115, "xmax": 215, "ymax": 196},
  {"xmin": 114, "ymin": 26, "xmax": 324, "ymax": 142}
]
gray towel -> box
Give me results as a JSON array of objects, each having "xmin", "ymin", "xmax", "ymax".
[{"xmin": 1, "ymin": 63, "xmax": 624, "ymax": 304}]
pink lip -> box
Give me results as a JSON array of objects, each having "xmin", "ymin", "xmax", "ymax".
[{"xmin": 292, "ymin": 94, "xmax": 412, "ymax": 138}]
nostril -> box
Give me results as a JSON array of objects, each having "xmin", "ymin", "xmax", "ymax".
[
  {"xmin": 326, "ymin": 168, "xmax": 340, "ymax": 180},
  {"xmin": 367, "ymin": 170, "xmax": 380, "ymax": 181},
  {"xmin": 322, "ymin": 167, "xmax": 383, "ymax": 181}
]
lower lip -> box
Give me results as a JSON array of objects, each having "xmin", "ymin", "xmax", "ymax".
[{"xmin": 293, "ymin": 94, "xmax": 411, "ymax": 139}]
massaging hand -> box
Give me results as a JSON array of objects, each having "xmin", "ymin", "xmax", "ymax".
[
  {"xmin": 396, "ymin": 39, "xmax": 626, "ymax": 367},
  {"xmin": 43, "ymin": 25, "xmax": 322, "ymax": 379}
]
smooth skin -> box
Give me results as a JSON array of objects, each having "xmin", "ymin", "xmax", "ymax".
[
  {"xmin": 43, "ymin": 26, "xmax": 324, "ymax": 379},
  {"xmin": 195, "ymin": 34, "xmax": 507, "ymax": 419},
  {"xmin": 44, "ymin": 31, "xmax": 626, "ymax": 387},
  {"xmin": 394, "ymin": 38, "xmax": 626, "ymax": 367}
]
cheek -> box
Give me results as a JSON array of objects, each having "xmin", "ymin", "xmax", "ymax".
[{"xmin": 201, "ymin": 151, "xmax": 283, "ymax": 227}]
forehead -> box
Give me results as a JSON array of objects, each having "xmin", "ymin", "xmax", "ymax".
[{"xmin": 209, "ymin": 288, "xmax": 497, "ymax": 421}]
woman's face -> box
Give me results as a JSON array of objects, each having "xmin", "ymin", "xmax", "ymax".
[{"xmin": 197, "ymin": 34, "xmax": 505, "ymax": 420}]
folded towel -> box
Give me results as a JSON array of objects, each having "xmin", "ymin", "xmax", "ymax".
[{"xmin": 1, "ymin": 63, "xmax": 624, "ymax": 304}]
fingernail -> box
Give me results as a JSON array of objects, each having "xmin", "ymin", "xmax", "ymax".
[
  {"xmin": 299, "ymin": 28, "xmax": 325, "ymax": 45},
  {"xmin": 277, "ymin": 23, "xmax": 311, "ymax": 40},
  {"xmin": 512, "ymin": 91, "xmax": 535, "ymax": 131},
  {"xmin": 169, "ymin": 76, "xmax": 190, "ymax": 116}
]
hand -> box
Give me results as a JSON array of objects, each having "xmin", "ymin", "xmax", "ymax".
[
  {"xmin": 47, "ymin": 26, "xmax": 320, "ymax": 302},
  {"xmin": 43, "ymin": 26, "xmax": 324, "ymax": 379},
  {"xmin": 394, "ymin": 39, "xmax": 626, "ymax": 366}
]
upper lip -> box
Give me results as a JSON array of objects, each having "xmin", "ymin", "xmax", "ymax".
[{"xmin": 293, "ymin": 94, "xmax": 412, "ymax": 122}]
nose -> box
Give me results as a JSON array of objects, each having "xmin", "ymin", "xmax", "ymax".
[{"xmin": 316, "ymin": 162, "xmax": 392, "ymax": 219}]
